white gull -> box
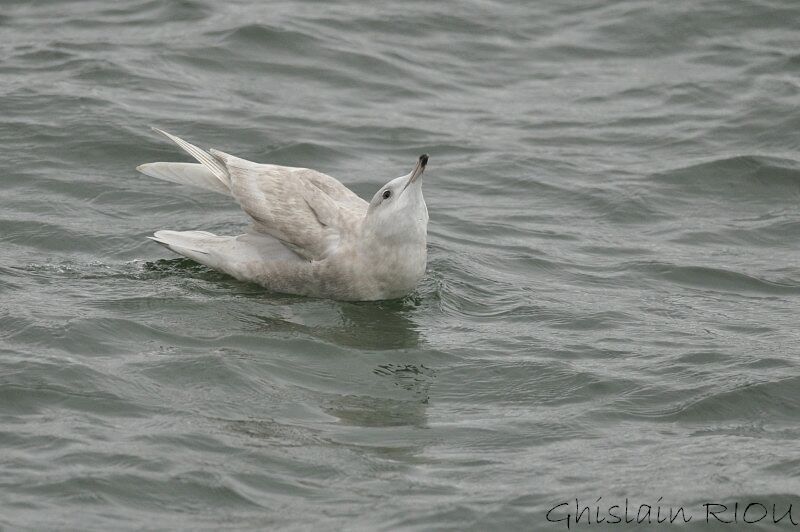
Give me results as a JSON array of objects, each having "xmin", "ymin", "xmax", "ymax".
[{"xmin": 137, "ymin": 129, "xmax": 429, "ymax": 301}]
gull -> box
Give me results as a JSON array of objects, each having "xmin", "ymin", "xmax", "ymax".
[{"xmin": 136, "ymin": 129, "xmax": 429, "ymax": 301}]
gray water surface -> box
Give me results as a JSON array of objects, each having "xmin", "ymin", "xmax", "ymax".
[{"xmin": 2, "ymin": 0, "xmax": 800, "ymax": 530}]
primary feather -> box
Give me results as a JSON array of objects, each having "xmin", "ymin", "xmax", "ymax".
[{"xmin": 136, "ymin": 162, "xmax": 229, "ymax": 195}]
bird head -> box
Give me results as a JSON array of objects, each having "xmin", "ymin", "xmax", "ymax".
[{"xmin": 363, "ymin": 154, "xmax": 429, "ymax": 244}]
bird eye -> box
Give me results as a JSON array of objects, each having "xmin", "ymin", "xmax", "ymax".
[{"xmin": 382, "ymin": 190, "xmax": 392, "ymax": 200}]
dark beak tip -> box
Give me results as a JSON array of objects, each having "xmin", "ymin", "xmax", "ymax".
[{"xmin": 419, "ymin": 154, "xmax": 429, "ymax": 167}]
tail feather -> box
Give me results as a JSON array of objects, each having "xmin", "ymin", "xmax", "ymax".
[
  {"xmin": 149, "ymin": 230, "xmax": 216, "ymax": 252},
  {"xmin": 149, "ymin": 229, "xmax": 304, "ymax": 278},
  {"xmin": 149, "ymin": 230, "xmax": 214, "ymax": 266}
]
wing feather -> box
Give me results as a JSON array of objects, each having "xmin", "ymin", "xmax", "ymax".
[
  {"xmin": 145, "ymin": 130, "xmax": 367, "ymax": 261},
  {"xmin": 214, "ymin": 152, "xmax": 366, "ymax": 260},
  {"xmin": 152, "ymin": 129, "xmax": 230, "ymax": 187}
]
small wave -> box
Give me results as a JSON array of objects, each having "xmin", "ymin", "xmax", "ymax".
[
  {"xmin": 211, "ymin": 23, "xmax": 323, "ymax": 54},
  {"xmin": 652, "ymin": 155, "xmax": 800, "ymax": 198},
  {"xmin": 661, "ymin": 376, "xmax": 800, "ymax": 423},
  {"xmin": 629, "ymin": 261, "xmax": 800, "ymax": 295}
]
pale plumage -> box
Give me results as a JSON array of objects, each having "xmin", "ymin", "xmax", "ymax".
[{"xmin": 137, "ymin": 129, "xmax": 429, "ymax": 301}]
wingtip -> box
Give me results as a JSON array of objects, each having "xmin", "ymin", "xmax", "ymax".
[
  {"xmin": 148, "ymin": 231, "xmax": 170, "ymax": 244},
  {"xmin": 150, "ymin": 127, "xmax": 172, "ymax": 139}
]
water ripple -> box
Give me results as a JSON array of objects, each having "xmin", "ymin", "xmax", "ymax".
[{"xmin": 2, "ymin": 0, "xmax": 800, "ymax": 528}]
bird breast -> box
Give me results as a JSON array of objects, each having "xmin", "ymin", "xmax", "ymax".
[{"xmin": 323, "ymin": 237, "xmax": 426, "ymax": 300}]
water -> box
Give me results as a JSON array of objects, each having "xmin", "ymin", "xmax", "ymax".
[{"xmin": 2, "ymin": 0, "xmax": 800, "ymax": 529}]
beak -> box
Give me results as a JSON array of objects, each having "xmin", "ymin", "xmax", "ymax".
[{"xmin": 402, "ymin": 154, "xmax": 429, "ymax": 192}]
